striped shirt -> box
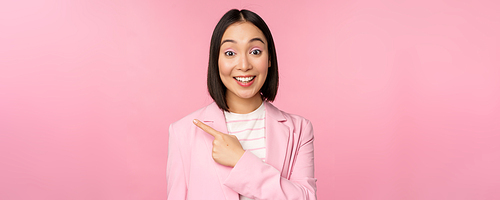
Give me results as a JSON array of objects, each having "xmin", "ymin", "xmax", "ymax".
[
  {"xmin": 224, "ymin": 102, "xmax": 266, "ymax": 161},
  {"xmin": 224, "ymin": 102, "xmax": 266, "ymax": 200}
]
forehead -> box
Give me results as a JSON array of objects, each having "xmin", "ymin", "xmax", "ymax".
[{"xmin": 221, "ymin": 21, "xmax": 267, "ymax": 43}]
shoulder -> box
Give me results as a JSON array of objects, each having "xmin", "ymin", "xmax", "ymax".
[
  {"xmin": 170, "ymin": 102, "xmax": 218, "ymax": 130},
  {"xmin": 265, "ymin": 101, "xmax": 313, "ymax": 132},
  {"xmin": 285, "ymin": 112, "xmax": 312, "ymax": 127},
  {"xmin": 168, "ymin": 102, "xmax": 219, "ymax": 146},
  {"xmin": 171, "ymin": 105, "xmax": 206, "ymax": 128},
  {"xmin": 266, "ymin": 101, "xmax": 311, "ymax": 123}
]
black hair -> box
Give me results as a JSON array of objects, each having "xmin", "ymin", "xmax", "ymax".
[{"xmin": 207, "ymin": 9, "xmax": 279, "ymax": 111}]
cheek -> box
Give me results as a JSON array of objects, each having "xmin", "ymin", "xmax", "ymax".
[
  {"xmin": 218, "ymin": 60, "xmax": 232, "ymax": 77},
  {"xmin": 254, "ymin": 56, "xmax": 269, "ymax": 73}
]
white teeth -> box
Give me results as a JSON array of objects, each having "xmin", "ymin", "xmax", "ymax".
[{"xmin": 235, "ymin": 76, "xmax": 255, "ymax": 83}]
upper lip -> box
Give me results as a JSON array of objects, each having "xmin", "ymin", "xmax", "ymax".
[{"xmin": 233, "ymin": 75, "xmax": 256, "ymax": 77}]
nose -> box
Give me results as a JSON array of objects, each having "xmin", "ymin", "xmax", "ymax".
[{"xmin": 237, "ymin": 54, "xmax": 252, "ymax": 71}]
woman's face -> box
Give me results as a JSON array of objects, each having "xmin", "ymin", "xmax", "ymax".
[{"xmin": 218, "ymin": 21, "xmax": 270, "ymax": 102}]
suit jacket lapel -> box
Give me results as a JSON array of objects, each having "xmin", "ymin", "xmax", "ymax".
[{"xmin": 264, "ymin": 101, "xmax": 292, "ymax": 178}]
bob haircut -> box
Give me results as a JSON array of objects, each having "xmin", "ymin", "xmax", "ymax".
[{"xmin": 207, "ymin": 9, "xmax": 279, "ymax": 111}]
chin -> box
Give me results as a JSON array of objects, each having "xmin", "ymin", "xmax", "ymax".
[
  {"xmin": 236, "ymin": 94, "xmax": 257, "ymax": 99},
  {"xmin": 235, "ymin": 91, "xmax": 260, "ymax": 99}
]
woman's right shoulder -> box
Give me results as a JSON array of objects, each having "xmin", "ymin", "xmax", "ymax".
[
  {"xmin": 168, "ymin": 102, "xmax": 220, "ymax": 143},
  {"xmin": 169, "ymin": 102, "xmax": 214, "ymax": 130}
]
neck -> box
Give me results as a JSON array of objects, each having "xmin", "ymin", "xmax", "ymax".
[{"xmin": 226, "ymin": 93, "xmax": 263, "ymax": 114}]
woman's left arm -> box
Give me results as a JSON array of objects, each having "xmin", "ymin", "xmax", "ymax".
[
  {"xmin": 195, "ymin": 119, "xmax": 316, "ymax": 200},
  {"xmin": 224, "ymin": 119, "xmax": 316, "ymax": 200}
]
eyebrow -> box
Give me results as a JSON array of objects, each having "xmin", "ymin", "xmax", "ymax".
[
  {"xmin": 249, "ymin": 37, "xmax": 265, "ymax": 44},
  {"xmin": 221, "ymin": 37, "xmax": 266, "ymax": 45}
]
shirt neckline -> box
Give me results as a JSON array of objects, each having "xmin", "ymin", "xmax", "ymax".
[{"xmin": 224, "ymin": 102, "xmax": 265, "ymax": 116}]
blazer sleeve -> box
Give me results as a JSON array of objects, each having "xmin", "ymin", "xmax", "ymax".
[
  {"xmin": 223, "ymin": 119, "xmax": 317, "ymax": 200},
  {"xmin": 166, "ymin": 124, "xmax": 188, "ymax": 199}
]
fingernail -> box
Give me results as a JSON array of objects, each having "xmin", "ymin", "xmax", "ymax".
[{"xmin": 193, "ymin": 119, "xmax": 198, "ymax": 124}]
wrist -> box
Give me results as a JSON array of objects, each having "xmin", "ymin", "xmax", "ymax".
[{"xmin": 232, "ymin": 150, "xmax": 246, "ymax": 167}]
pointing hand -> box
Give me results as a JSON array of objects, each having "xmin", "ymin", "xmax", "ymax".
[{"xmin": 193, "ymin": 119, "xmax": 245, "ymax": 167}]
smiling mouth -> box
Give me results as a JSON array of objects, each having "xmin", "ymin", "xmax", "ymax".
[{"xmin": 234, "ymin": 76, "xmax": 256, "ymax": 83}]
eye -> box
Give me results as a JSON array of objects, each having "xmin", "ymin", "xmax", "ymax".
[
  {"xmin": 250, "ymin": 49, "xmax": 261, "ymax": 55},
  {"xmin": 224, "ymin": 51, "xmax": 235, "ymax": 56}
]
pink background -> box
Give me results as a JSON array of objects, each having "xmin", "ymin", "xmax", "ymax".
[{"xmin": 1, "ymin": 0, "xmax": 499, "ymax": 199}]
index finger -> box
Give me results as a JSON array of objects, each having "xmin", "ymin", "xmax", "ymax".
[{"xmin": 193, "ymin": 119, "xmax": 222, "ymax": 138}]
